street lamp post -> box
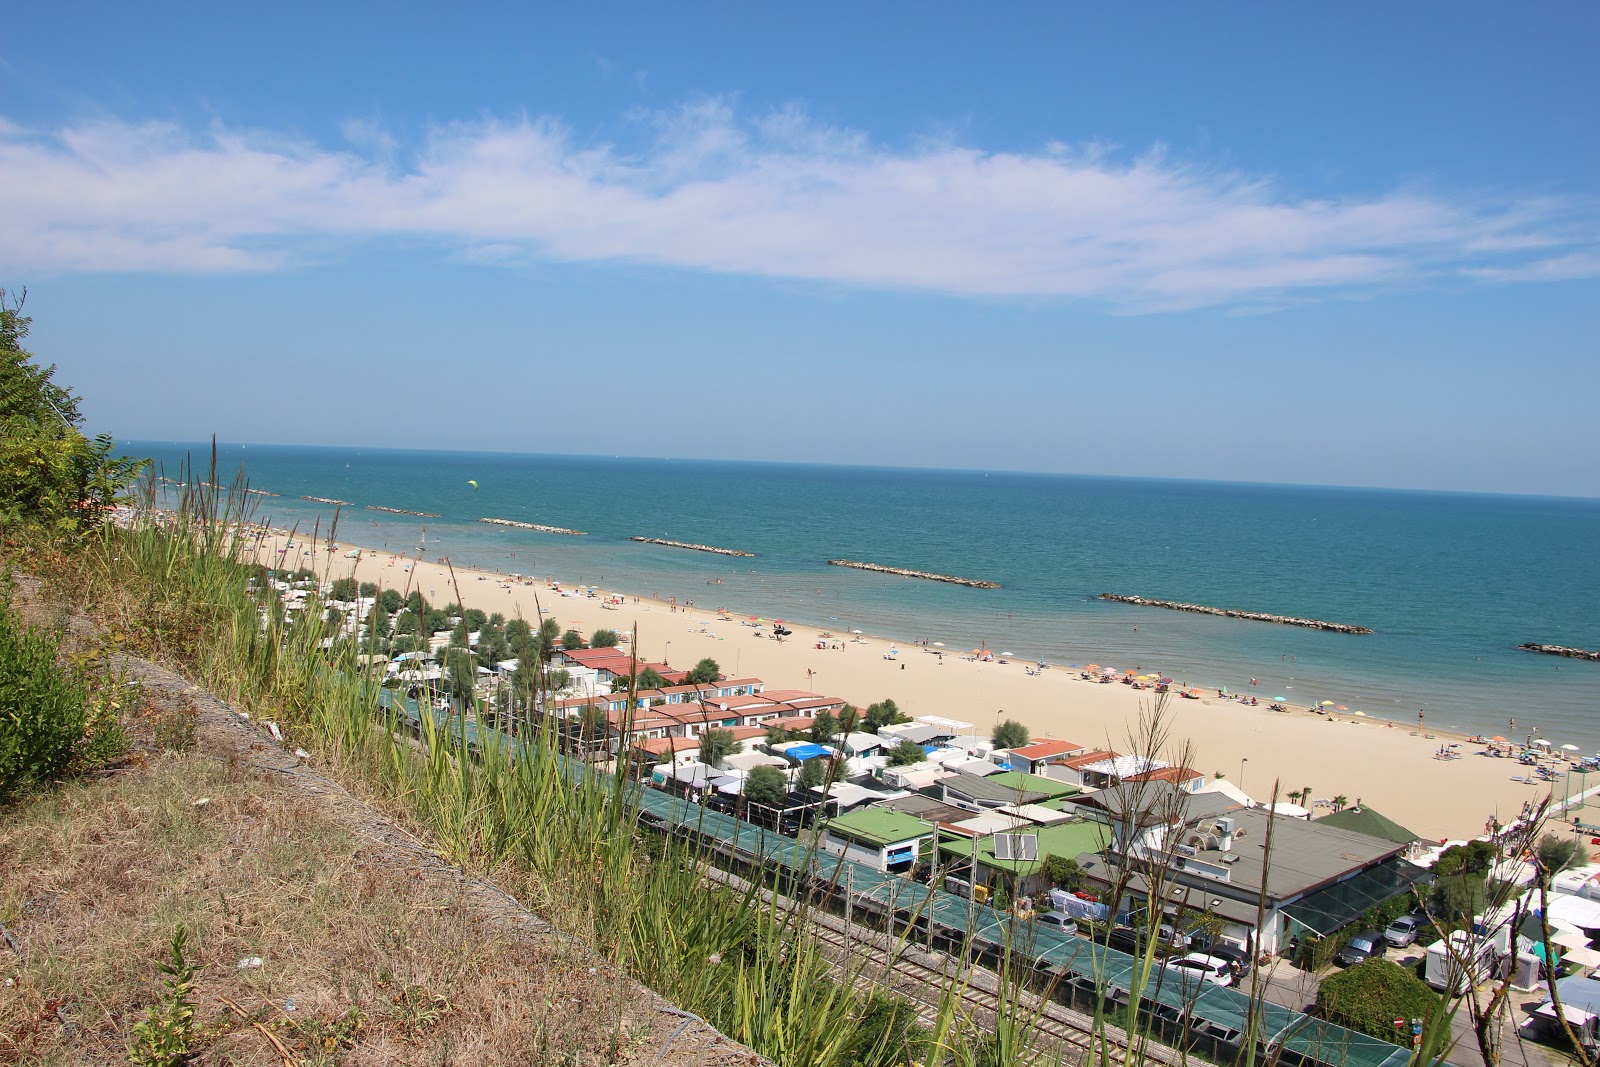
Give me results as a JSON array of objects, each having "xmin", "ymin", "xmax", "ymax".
[
  {"xmin": 664, "ymin": 640, "xmax": 671, "ymax": 665},
  {"xmin": 1239, "ymin": 757, "xmax": 1248, "ymax": 793}
]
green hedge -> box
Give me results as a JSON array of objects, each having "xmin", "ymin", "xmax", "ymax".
[{"xmin": 1317, "ymin": 958, "xmax": 1441, "ymax": 1044}]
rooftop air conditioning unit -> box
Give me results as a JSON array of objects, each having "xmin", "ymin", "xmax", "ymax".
[{"xmin": 1214, "ymin": 817, "xmax": 1236, "ymax": 835}]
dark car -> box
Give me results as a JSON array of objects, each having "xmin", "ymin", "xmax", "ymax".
[
  {"xmin": 1103, "ymin": 926, "xmax": 1149, "ymax": 957},
  {"xmin": 1334, "ymin": 929, "xmax": 1387, "ymax": 967},
  {"xmin": 1188, "ymin": 935, "xmax": 1253, "ymax": 979}
]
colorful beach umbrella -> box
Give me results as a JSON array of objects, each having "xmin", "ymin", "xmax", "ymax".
[
  {"xmin": 1272, "ymin": 695, "xmax": 1288, "ymax": 701},
  {"xmin": 1318, "ymin": 701, "xmax": 1336, "ymax": 707}
]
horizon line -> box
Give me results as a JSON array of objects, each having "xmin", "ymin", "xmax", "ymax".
[{"xmin": 116, "ymin": 436, "xmax": 1600, "ymax": 505}]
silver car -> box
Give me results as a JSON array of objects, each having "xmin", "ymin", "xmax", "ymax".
[{"xmin": 1385, "ymin": 915, "xmax": 1425, "ymax": 948}]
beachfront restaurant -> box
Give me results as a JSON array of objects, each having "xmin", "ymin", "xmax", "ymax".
[
  {"xmin": 820, "ymin": 809, "xmax": 937, "ymax": 875},
  {"xmin": 1073, "ymin": 805, "xmax": 1431, "ymax": 955}
]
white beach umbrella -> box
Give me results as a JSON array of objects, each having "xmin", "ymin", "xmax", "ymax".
[
  {"xmin": 1563, "ymin": 744, "xmax": 1583, "ymax": 752},
  {"xmin": 932, "ymin": 641, "xmax": 945, "ymax": 647}
]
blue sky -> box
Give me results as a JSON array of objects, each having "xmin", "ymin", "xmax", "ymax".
[{"xmin": 4, "ymin": 3, "xmax": 1597, "ymax": 495}]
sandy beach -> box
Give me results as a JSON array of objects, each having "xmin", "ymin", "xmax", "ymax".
[{"xmin": 259, "ymin": 530, "xmax": 1575, "ymax": 843}]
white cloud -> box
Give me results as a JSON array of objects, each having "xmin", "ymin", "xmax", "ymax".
[{"xmin": 0, "ymin": 103, "xmax": 1593, "ymax": 309}]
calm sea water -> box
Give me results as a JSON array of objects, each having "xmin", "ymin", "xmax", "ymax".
[{"xmin": 128, "ymin": 442, "xmax": 1600, "ymax": 746}]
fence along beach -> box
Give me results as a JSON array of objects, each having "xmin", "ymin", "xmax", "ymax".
[{"xmin": 1098, "ymin": 594, "xmax": 1373, "ymax": 634}]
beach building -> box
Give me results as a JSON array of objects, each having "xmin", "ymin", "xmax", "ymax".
[
  {"xmin": 1313, "ymin": 804, "xmax": 1429, "ymax": 859},
  {"xmin": 1074, "ymin": 803, "xmax": 1430, "ymax": 954},
  {"xmin": 820, "ymin": 809, "xmax": 937, "ymax": 874},
  {"xmin": 1123, "ymin": 766, "xmax": 1207, "ymax": 793},
  {"xmin": 938, "ymin": 770, "xmax": 1080, "ymax": 811},
  {"xmin": 938, "ymin": 812, "xmax": 1109, "ymax": 900},
  {"xmin": 876, "ymin": 722, "xmax": 950, "ymax": 746},
  {"xmin": 1005, "ymin": 738, "xmax": 1090, "ymax": 776}
]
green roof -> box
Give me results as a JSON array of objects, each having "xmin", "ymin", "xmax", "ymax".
[
  {"xmin": 827, "ymin": 808, "xmax": 936, "ymax": 847},
  {"xmin": 1313, "ymin": 805, "xmax": 1421, "ymax": 846},
  {"xmin": 986, "ymin": 770, "xmax": 1080, "ymax": 800},
  {"xmin": 939, "ymin": 820, "xmax": 1107, "ymax": 873}
]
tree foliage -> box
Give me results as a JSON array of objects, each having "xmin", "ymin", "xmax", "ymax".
[
  {"xmin": 0, "ymin": 289, "xmax": 147, "ymax": 532},
  {"xmin": 992, "ymin": 718, "xmax": 1030, "ymax": 749},
  {"xmin": 887, "ymin": 739, "xmax": 926, "ymax": 766},
  {"xmin": 685, "ymin": 657, "xmax": 721, "ymax": 685},
  {"xmin": 745, "ymin": 765, "xmax": 787, "ymax": 809},
  {"xmin": 799, "ymin": 756, "xmax": 828, "ymax": 789},
  {"xmin": 810, "ymin": 710, "xmax": 838, "ymax": 744},
  {"xmin": 700, "ymin": 728, "xmax": 736, "ymax": 770},
  {"xmin": 863, "ymin": 699, "xmax": 907, "ymax": 732},
  {"xmin": 590, "ymin": 628, "xmax": 620, "ymax": 648},
  {"xmin": 1317, "ymin": 958, "xmax": 1441, "ymax": 1044}
]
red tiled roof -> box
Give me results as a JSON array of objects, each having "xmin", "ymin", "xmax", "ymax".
[
  {"xmin": 1011, "ymin": 739, "xmax": 1084, "ymax": 760},
  {"xmin": 1063, "ymin": 749, "xmax": 1120, "ymax": 769},
  {"xmin": 1124, "ymin": 766, "xmax": 1204, "ymax": 785},
  {"xmin": 634, "ymin": 736, "xmax": 699, "ymax": 755}
]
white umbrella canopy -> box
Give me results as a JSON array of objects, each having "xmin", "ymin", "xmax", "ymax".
[
  {"xmin": 932, "ymin": 641, "xmax": 945, "ymax": 647},
  {"xmin": 1563, "ymin": 744, "xmax": 1583, "ymax": 752}
]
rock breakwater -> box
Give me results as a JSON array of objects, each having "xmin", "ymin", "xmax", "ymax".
[
  {"xmin": 367, "ymin": 505, "xmax": 441, "ymax": 518},
  {"xmin": 1098, "ymin": 594, "xmax": 1372, "ymax": 634},
  {"xmin": 827, "ymin": 560, "xmax": 1000, "ymax": 588},
  {"xmin": 1520, "ymin": 643, "xmax": 1600, "ymax": 661},
  {"xmin": 479, "ymin": 517, "xmax": 586, "ymax": 536},
  {"xmin": 301, "ymin": 495, "xmax": 352, "ymax": 506},
  {"xmin": 630, "ymin": 537, "xmax": 754, "ymax": 557}
]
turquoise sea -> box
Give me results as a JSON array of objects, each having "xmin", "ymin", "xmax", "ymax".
[{"xmin": 129, "ymin": 442, "xmax": 1600, "ymax": 747}]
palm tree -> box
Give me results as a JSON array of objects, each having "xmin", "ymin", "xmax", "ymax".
[{"xmin": 1331, "ymin": 794, "xmax": 1349, "ymax": 812}]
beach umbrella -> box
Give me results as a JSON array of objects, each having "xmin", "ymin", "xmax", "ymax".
[
  {"xmin": 1354, "ymin": 711, "xmax": 1367, "ymax": 716},
  {"xmin": 1563, "ymin": 744, "xmax": 1582, "ymax": 752},
  {"xmin": 1159, "ymin": 676, "xmax": 1173, "ymax": 684},
  {"xmin": 1335, "ymin": 705, "xmax": 1349, "ymax": 711},
  {"xmin": 1084, "ymin": 663, "xmax": 1100, "ymax": 671},
  {"xmin": 851, "ymin": 628, "xmax": 863, "ymax": 634},
  {"xmin": 932, "ymin": 641, "xmax": 945, "ymax": 647},
  {"xmin": 1491, "ymin": 736, "xmax": 1507, "ymax": 742},
  {"xmin": 1000, "ymin": 651, "xmax": 1014, "ymax": 657},
  {"xmin": 1318, "ymin": 700, "xmax": 1336, "ymax": 707}
]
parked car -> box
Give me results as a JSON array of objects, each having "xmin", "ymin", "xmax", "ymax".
[
  {"xmin": 1187, "ymin": 935, "xmax": 1253, "ymax": 979},
  {"xmin": 1103, "ymin": 926, "xmax": 1149, "ymax": 957},
  {"xmin": 1034, "ymin": 910, "xmax": 1077, "ymax": 930},
  {"xmin": 1334, "ymin": 929, "xmax": 1388, "ymax": 967},
  {"xmin": 1163, "ymin": 953, "xmax": 1235, "ymax": 987},
  {"xmin": 1385, "ymin": 914, "xmax": 1426, "ymax": 948}
]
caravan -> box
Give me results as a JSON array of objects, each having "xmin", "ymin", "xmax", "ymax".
[{"xmin": 1425, "ymin": 931, "xmax": 1496, "ymax": 994}]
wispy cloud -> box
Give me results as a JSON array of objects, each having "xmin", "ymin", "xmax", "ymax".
[{"xmin": 1, "ymin": 101, "xmax": 1594, "ymax": 309}]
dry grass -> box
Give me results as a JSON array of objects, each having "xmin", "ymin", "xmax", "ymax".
[{"xmin": 0, "ymin": 578, "xmax": 759, "ymax": 1067}]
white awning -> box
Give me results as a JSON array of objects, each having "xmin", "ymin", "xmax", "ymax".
[
  {"xmin": 1564, "ymin": 945, "xmax": 1600, "ymax": 969},
  {"xmin": 1549, "ymin": 894, "xmax": 1600, "ymax": 930},
  {"xmin": 1551, "ymin": 926, "xmax": 1593, "ymax": 951}
]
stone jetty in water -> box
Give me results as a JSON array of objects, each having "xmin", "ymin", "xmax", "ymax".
[
  {"xmin": 478, "ymin": 517, "xmax": 586, "ymax": 536},
  {"xmin": 301, "ymin": 495, "xmax": 352, "ymax": 506},
  {"xmin": 630, "ymin": 537, "xmax": 754, "ymax": 557},
  {"xmin": 367, "ymin": 505, "xmax": 441, "ymax": 518},
  {"xmin": 828, "ymin": 560, "xmax": 1000, "ymax": 588},
  {"xmin": 1098, "ymin": 594, "xmax": 1373, "ymax": 634},
  {"xmin": 1520, "ymin": 643, "xmax": 1600, "ymax": 661}
]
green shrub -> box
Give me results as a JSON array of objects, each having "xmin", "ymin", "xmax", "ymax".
[
  {"xmin": 1317, "ymin": 958, "xmax": 1441, "ymax": 1044},
  {"xmin": 0, "ymin": 594, "xmax": 100, "ymax": 800}
]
